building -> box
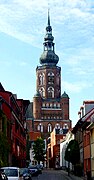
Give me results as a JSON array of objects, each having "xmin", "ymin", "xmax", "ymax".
[
  {"xmin": 29, "ymin": 131, "xmax": 41, "ymax": 166},
  {"xmin": 60, "ymin": 130, "xmax": 74, "ymax": 169},
  {"xmin": 47, "ymin": 127, "xmax": 64, "ymax": 168},
  {"xmin": 72, "ymin": 101, "xmax": 94, "ymax": 179},
  {"xmin": 32, "ymin": 12, "xmax": 72, "ymax": 142},
  {"xmin": 87, "ymin": 121, "xmax": 94, "ymax": 179},
  {"xmin": 0, "ymin": 83, "xmax": 30, "ymax": 167}
]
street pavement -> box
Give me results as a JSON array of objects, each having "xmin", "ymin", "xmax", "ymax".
[{"xmin": 32, "ymin": 169, "xmax": 84, "ymax": 180}]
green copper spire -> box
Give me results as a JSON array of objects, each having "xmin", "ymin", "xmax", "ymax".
[{"xmin": 40, "ymin": 10, "xmax": 59, "ymax": 66}]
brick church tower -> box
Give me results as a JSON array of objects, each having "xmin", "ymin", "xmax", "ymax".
[{"xmin": 33, "ymin": 12, "xmax": 71, "ymax": 139}]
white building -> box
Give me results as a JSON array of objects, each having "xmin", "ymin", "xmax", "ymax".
[{"xmin": 60, "ymin": 130, "xmax": 74, "ymax": 168}]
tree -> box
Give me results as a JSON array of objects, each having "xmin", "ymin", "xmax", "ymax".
[
  {"xmin": 33, "ymin": 137, "xmax": 46, "ymax": 164},
  {"xmin": 65, "ymin": 139, "xmax": 80, "ymax": 165},
  {"xmin": 0, "ymin": 110, "xmax": 10, "ymax": 167},
  {"xmin": 26, "ymin": 133, "xmax": 30, "ymax": 166}
]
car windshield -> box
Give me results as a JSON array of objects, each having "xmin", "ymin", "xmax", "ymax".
[
  {"xmin": 2, "ymin": 169, "xmax": 18, "ymax": 177},
  {"xmin": 20, "ymin": 168, "xmax": 28, "ymax": 175}
]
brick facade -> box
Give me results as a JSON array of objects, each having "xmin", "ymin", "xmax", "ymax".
[{"xmin": 32, "ymin": 13, "xmax": 71, "ymax": 140}]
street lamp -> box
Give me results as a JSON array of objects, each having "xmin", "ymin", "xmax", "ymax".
[{"xmin": 68, "ymin": 148, "xmax": 70, "ymax": 176}]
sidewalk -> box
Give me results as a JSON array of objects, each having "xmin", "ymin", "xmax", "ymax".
[
  {"xmin": 70, "ymin": 173, "xmax": 84, "ymax": 180},
  {"xmin": 61, "ymin": 169, "xmax": 84, "ymax": 180}
]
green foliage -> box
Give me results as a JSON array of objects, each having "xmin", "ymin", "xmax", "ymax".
[
  {"xmin": 0, "ymin": 110, "xmax": 10, "ymax": 167},
  {"xmin": 65, "ymin": 139, "xmax": 80, "ymax": 165},
  {"xmin": 33, "ymin": 137, "xmax": 46, "ymax": 164},
  {"xmin": 26, "ymin": 134, "xmax": 30, "ymax": 161}
]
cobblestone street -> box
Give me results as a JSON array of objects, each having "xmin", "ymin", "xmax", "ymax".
[{"xmin": 32, "ymin": 169, "xmax": 83, "ymax": 180}]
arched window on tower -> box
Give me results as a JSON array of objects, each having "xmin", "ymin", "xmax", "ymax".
[
  {"xmin": 48, "ymin": 123, "xmax": 52, "ymax": 133},
  {"xmin": 39, "ymin": 87, "xmax": 45, "ymax": 97},
  {"xmin": 37, "ymin": 123, "xmax": 43, "ymax": 132},
  {"xmin": 63, "ymin": 123, "xmax": 69, "ymax": 129},
  {"xmin": 48, "ymin": 86, "xmax": 54, "ymax": 98},
  {"xmin": 55, "ymin": 123, "xmax": 60, "ymax": 129},
  {"xmin": 48, "ymin": 72, "xmax": 54, "ymax": 84},
  {"xmin": 63, "ymin": 123, "xmax": 69, "ymax": 135},
  {"xmin": 55, "ymin": 123, "xmax": 60, "ymax": 134},
  {"xmin": 39, "ymin": 73, "xmax": 45, "ymax": 85}
]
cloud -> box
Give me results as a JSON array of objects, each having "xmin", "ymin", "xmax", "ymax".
[
  {"xmin": 0, "ymin": 0, "xmax": 94, "ymax": 79},
  {"xmin": 62, "ymin": 80, "xmax": 92, "ymax": 93},
  {"xmin": 0, "ymin": 0, "xmax": 94, "ymax": 47}
]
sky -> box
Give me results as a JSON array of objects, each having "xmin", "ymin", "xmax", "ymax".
[{"xmin": 0, "ymin": 0, "xmax": 94, "ymax": 127}]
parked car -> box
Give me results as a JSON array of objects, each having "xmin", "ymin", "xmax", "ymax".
[
  {"xmin": 28, "ymin": 166, "xmax": 39, "ymax": 177},
  {"xmin": 38, "ymin": 164, "xmax": 43, "ymax": 170},
  {"xmin": 0, "ymin": 171, "xmax": 8, "ymax": 180},
  {"xmin": 19, "ymin": 168, "xmax": 32, "ymax": 180},
  {"xmin": 0, "ymin": 167, "xmax": 20, "ymax": 180},
  {"xmin": 36, "ymin": 164, "xmax": 42, "ymax": 174}
]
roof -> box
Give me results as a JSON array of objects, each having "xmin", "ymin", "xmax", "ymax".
[
  {"xmin": 34, "ymin": 90, "xmax": 41, "ymax": 97},
  {"xmin": 29, "ymin": 131, "xmax": 41, "ymax": 141},
  {"xmin": 61, "ymin": 91, "xmax": 69, "ymax": 98},
  {"xmin": 0, "ymin": 83, "xmax": 5, "ymax": 91},
  {"xmin": 40, "ymin": 50, "xmax": 59, "ymax": 66},
  {"xmin": 25, "ymin": 102, "xmax": 33, "ymax": 119}
]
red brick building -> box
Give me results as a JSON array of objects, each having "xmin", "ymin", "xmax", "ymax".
[
  {"xmin": 0, "ymin": 83, "xmax": 30, "ymax": 167},
  {"xmin": 33, "ymin": 12, "xmax": 72, "ymax": 141}
]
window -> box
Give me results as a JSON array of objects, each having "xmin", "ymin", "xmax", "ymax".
[
  {"xmin": 54, "ymin": 103, "xmax": 56, "ymax": 107},
  {"xmin": 50, "ymin": 103, "xmax": 52, "ymax": 107},
  {"xmin": 39, "ymin": 87, "xmax": 45, "ymax": 97},
  {"xmin": 48, "ymin": 87, "xmax": 54, "ymax": 98},
  {"xmin": 39, "ymin": 73, "xmax": 45, "ymax": 85},
  {"xmin": 63, "ymin": 123, "xmax": 68, "ymax": 129},
  {"xmin": 55, "ymin": 123, "xmax": 60, "ymax": 129},
  {"xmin": 48, "ymin": 72, "xmax": 54, "ymax": 84},
  {"xmin": 46, "ymin": 103, "xmax": 49, "ymax": 107},
  {"xmin": 42, "ymin": 103, "xmax": 45, "ymax": 107},
  {"xmin": 57, "ymin": 103, "xmax": 60, "ymax": 108},
  {"xmin": 37, "ymin": 123, "xmax": 43, "ymax": 132},
  {"xmin": 48, "ymin": 124, "xmax": 52, "ymax": 132}
]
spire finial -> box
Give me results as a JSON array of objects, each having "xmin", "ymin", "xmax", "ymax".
[{"xmin": 48, "ymin": 8, "xmax": 50, "ymax": 26}]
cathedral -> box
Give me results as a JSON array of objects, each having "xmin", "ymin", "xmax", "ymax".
[{"xmin": 32, "ymin": 12, "xmax": 72, "ymax": 139}]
